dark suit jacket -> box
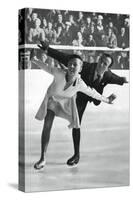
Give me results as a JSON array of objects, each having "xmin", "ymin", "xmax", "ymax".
[{"xmin": 47, "ymin": 47, "xmax": 125, "ymax": 106}]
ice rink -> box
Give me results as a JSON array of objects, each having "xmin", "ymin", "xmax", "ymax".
[{"xmin": 19, "ymin": 69, "xmax": 129, "ymax": 192}]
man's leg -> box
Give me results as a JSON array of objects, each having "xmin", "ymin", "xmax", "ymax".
[
  {"xmin": 67, "ymin": 100, "xmax": 88, "ymax": 166},
  {"xmin": 34, "ymin": 109, "xmax": 55, "ymax": 169}
]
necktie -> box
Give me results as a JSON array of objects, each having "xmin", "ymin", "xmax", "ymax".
[{"xmin": 97, "ymin": 74, "xmax": 101, "ymax": 83}]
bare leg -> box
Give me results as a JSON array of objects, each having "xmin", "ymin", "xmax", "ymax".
[{"xmin": 34, "ymin": 109, "xmax": 55, "ymax": 169}]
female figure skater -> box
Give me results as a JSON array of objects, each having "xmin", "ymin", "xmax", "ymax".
[{"xmin": 30, "ymin": 50, "xmax": 116, "ymax": 170}]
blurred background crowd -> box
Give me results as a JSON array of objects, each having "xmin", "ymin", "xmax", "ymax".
[
  {"xmin": 19, "ymin": 49, "xmax": 129, "ymax": 70},
  {"xmin": 19, "ymin": 8, "xmax": 129, "ymax": 48}
]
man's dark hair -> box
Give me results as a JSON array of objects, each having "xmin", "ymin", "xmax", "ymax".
[{"xmin": 102, "ymin": 53, "xmax": 114, "ymax": 68}]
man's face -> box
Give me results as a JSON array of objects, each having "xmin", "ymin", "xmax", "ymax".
[
  {"xmin": 48, "ymin": 22, "xmax": 52, "ymax": 29},
  {"xmin": 121, "ymin": 27, "xmax": 125, "ymax": 34},
  {"xmin": 79, "ymin": 12, "xmax": 83, "ymax": 19},
  {"xmin": 97, "ymin": 55, "xmax": 112, "ymax": 75},
  {"xmin": 109, "ymin": 22, "xmax": 113, "ymax": 28},
  {"xmin": 32, "ymin": 13, "xmax": 37, "ymax": 21},
  {"xmin": 89, "ymin": 35, "xmax": 93, "ymax": 40},
  {"xmin": 35, "ymin": 18, "xmax": 41, "ymax": 27},
  {"xmin": 101, "ymin": 34, "xmax": 105, "ymax": 40},
  {"xmin": 67, "ymin": 58, "xmax": 83, "ymax": 78},
  {"xmin": 58, "ymin": 14, "xmax": 62, "ymax": 22},
  {"xmin": 86, "ymin": 17, "xmax": 91, "ymax": 24}
]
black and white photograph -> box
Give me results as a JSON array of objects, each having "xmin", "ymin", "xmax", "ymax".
[{"xmin": 18, "ymin": 8, "xmax": 129, "ymax": 192}]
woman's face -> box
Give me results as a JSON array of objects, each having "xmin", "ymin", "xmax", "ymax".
[{"xmin": 67, "ymin": 58, "xmax": 83, "ymax": 79}]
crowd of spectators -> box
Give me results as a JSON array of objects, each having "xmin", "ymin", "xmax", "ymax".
[
  {"xmin": 19, "ymin": 49, "xmax": 129, "ymax": 70},
  {"xmin": 19, "ymin": 8, "xmax": 129, "ymax": 48}
]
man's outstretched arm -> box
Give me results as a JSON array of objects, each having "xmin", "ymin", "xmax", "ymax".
[
  {"xmin": 38, "ymin": 41, "xmax": 70, "ymax": 66},
  {"xmin": 104, "ymin": 70, "xmax": 128, "ymax": 85}
]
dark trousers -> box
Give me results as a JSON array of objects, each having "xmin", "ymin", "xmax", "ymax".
[{"xmin": 72, "ymin": 99, "xmax": 88, "ymax": 156}]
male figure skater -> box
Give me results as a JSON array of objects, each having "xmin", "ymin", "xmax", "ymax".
[{"xmin": 38, "ymin": 41, "xmax": 128, "ymax": 166}]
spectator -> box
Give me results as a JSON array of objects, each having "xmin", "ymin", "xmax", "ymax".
[
  {"xmin": 96, "ymin": 19, "xmax": 104, "ymax": 34},
  {"xmin": 91, "ymin": 12, "xmax": 98, "ymax": 24},
  {"xmin": 88, "ymin": 24, "xmax": 97, "ymax": 43},
  {"xmin": 47, "ymin": 9, "xmax": 57, "ymax": 23},
  {"xmin": 72, "ymin": 31, "xmax": 85, "ymax": 46},
  {"xmin": 42, "ymin": 17, "xmax": 47, "ymax": 29},
  {"xmin": 87, "ymin": 34, "xmax": 96, "ymax": 46},
  {"xmin": 118, "ymin": 27, "xmax": 128, "ymax": 48},
  {"xmin": 50, "ymin": 29, "xmax": 59, "ymax": 45},
  {"xmin": 55, "ymin": 26, "xmax": 64, "ymax": 44},
  {"xmin": 97, "ymin": 34, "xmax": 108, "ymax": 46},
  {"xmin": 124, "ymin": 18, "xmax": 129, "ymax": 44},
  {"xmin": 68, "ymin": 14, "xmax": 77, "ymax": 26},
  {"xmin": 62, "ymin": 10, "xmax": 70, "ymax": 21},
  {"xmin": 42, "ymin": 17, "xmax": 48, "ymax": 35},
  {"xmin": 68, "ymin": 14, "xmax": 78, "ymax": 40},
  {"xmin": 106, "ymin": 28, "xmax": 117, "ymax": 48},
  {"xmin": 45, "ymin": 22, "xmax": 55, "ymax": 43},
  {"xmin": 54, "ymin": 14, "xmax": 65, "ymax": 30},
  {"xmin": 85, "ymin": 16, "xmax": 92, "ymax": 34},
  {"xmin": 97, "ymin": 15, "xmax": 103, "ymax": 23},
  {"xmin": 117, "ymin": 52, "xmax": 129, "ymax": 69},
  {"xmin": 77, "ymin": 11, "xmax": 85, "ymax": 27},
  {"xmin": 25, "ymin": 10, "xmax": 37, "ymax": 42},
  {"xmin": 62, "ymin": 22, "xmax": 73, "ymax": 45},
  {"xmin": 30, "ymin": 12, "xmax": 38, "ymax": 27},
  {"xmin": 79, "ymin": 25, "xmax": 88, "ymax": 45},
  {"xmin": 28, "ymin": 18, "xmax": 45, "ymax": 43},
  {"xmin": 86, "ymin": 16, "xmax": 91, "ymax": 28},
  {"xmin": 106, "ymin": 21, "xmax": 118, "ymax": 36},
  {"xmin": 124, "ymin": 18, "xmax": 129, "ymax": 29},
  {"xmin": 97, "ymin": 15, "xmax": 103, "ymax": 25}
]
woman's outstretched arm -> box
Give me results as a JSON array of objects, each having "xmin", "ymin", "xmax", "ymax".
[{"xmin": 79, "ymin": 79, "xmax": 116, "ymax": 104}]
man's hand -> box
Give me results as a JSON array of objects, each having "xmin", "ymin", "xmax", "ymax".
[
  {"xmin": 122, "ymin": 77, "xmax": 128, "ymax": 83},
  {"xmin": 107, "ymin": 93, "xmax": 117, "ymax": 104},
  {"xmin": 37, "ymin": 41, "xmax": 49, "ymax": 51}
]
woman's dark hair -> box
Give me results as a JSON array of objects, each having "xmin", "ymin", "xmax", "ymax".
[{"xmin": 67, "ymin": 54, "xmax": 83, "ymax": 62}]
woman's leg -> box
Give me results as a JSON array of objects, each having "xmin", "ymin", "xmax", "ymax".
[{"xmin": 34, "ymin": 109, "xmax": 55, "ymax": 169}]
